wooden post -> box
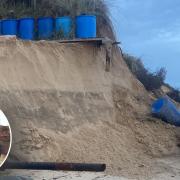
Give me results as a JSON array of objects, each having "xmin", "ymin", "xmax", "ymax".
[{"xmin": 105, "ymin": 44, "xmax": 112, "ymax": 72}]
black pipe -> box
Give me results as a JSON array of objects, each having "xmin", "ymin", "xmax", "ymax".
[{"xmin": 1, "ymin": 162, "xmax": 106, "ymax": 172}]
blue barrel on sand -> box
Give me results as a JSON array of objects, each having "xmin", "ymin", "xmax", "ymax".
[
  {"xmin": 76, "ymin": 15, "xmax": 96, "ymax": 38},
  {"xmin": 55, "ymin": 16, "xmax": 72, "ymax": 38},
  {"xmin": 37, "ymin": 17, "xmax": 53, "ymax": 39},
  {"xmin": 2, "ymin": 19, "xmax": 18, "ymax": 35},
  {"xmin": 18, "ymin": 17, "xmax": 35, "ymax": 40},
  {"xmin": 152, "ymin": 97, "xmax": 180, "ymax": 126}
]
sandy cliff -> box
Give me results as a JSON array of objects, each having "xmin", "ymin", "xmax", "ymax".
[{"xmin": 0, "ymin": 38, "xmax": 179, "ymax": 178}]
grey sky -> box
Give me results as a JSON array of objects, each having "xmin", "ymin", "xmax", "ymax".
[
  {"xmin": 108, "ymin": 0, "xmax": 180, "ymax": 88},
  {"xmin": 0, "ymin": 110, "xmax": 9, "ymax": 126}
]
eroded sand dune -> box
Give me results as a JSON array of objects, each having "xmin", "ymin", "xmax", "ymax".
[{"xmin": 0, "ymin": 39, "xmax": 179, "ymax": 178}]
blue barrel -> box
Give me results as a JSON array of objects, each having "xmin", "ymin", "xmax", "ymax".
[
  {"xmin": 2, "ymin": 19, "xmax": 18, "ymax": 35},
  {"xmin": 18, "ymin": 18, "xmax": 35, "ymax": 40},
  {"xmin": 55, "ymin": 17, "xmax": 72, "ymax": 38},
  {"xmin": 37, "ymin": 17, "xmax": 53, "ymax": 39},
  {"xmin": 152, "ymin": 97, "xmax": 180, "ymax": 126},
  {"xmin": 0, "ymin": 20, "xmax": 2, "ymax": 35},
  {"xmin": 76, "ymin": 15, "xmax": 96, "ymax": 38}
]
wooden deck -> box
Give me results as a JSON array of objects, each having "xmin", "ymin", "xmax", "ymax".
[{"xmin": 58, "ymin": 37, "xmax": 120, "ymax": 46}]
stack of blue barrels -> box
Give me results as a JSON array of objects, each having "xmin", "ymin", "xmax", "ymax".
[{"xmin": 0, "ymin": 14, "xmax": 97, "ymax": 40}]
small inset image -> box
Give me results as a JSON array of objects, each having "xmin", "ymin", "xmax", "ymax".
[{"xmin": 0, "ymin": 110, "xmax": 12, "ymax": 167}]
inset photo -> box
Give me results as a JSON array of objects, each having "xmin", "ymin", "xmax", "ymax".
[{"xmin": 0, "ymin": 110, "xmax": 12, "ymax": 167}]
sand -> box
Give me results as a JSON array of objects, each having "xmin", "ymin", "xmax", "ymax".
[
  {"xmin": 1, "ymin": 156, "xmax": 180, "ymax": 179},
  {"xmin": 0, "ymin": 39, "xmax": 179, "ymax": 179},
  {"xmin": 0, "ymin": 155, "xmax": 5, "ymax": 164}
]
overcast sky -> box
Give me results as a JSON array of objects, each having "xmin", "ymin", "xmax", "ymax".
[
  {"xmin": 108, "ymin": 0, "xmax": 180, "ymax": 88},
  {"xmin": 0, "ymin": 110, "xmax": 9, "ymax": 126}
]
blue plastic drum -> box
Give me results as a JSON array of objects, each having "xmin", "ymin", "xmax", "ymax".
[
  {"xmin": 2, "ymin": 19, "xmax": 18, "ymax": 35},
  {"xmin": 19, "ymin": 17, "xmax": 35, "ymax": 40},
  {"xmin": 37, "ymin": 17, "xmax": 54, "ymax": 39},
  {"xmin": 76, "ymin": 15, "xmax": 96, "ymax": 38},
  {"xmin": 152, "ymin": 97, "xmax": 180, "ymax": 126},
  {"xmin": 0, "ymin": 20, "xmax": 2, "ymax": 35},
  {"xmin": 55, "ymin": 17, "xmax": 72, "ymax": 38}
]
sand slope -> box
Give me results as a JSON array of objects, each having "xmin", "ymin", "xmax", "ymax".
[{"xmin": 0, "ymin": 39, "xmax": 179, "ymax": 178}]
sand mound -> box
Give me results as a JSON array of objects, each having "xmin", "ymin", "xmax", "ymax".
[{"xmin": 0, "ymin": 39, "xmax": 179, "ymax": 178}]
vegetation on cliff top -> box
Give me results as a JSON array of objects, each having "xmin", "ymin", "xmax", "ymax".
[
  {"xmin": 0, "ymin": 0, "xmax": 113, "ymax": 37},
  {"xmin": 123, "ymin": 53, "xmax": 180, "ymax": 103},
  {"xmin": 123, "ymin": 53, "xmax": 167, "ymax": 91}
]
